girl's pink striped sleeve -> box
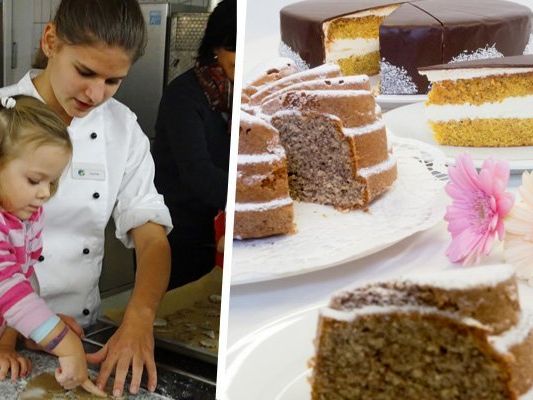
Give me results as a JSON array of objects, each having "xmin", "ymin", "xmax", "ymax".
[{"xmin": 0, "ymin": 212, "xmax": 55, "ymax": 338}]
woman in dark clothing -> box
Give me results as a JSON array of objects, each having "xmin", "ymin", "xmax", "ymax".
[{"xmin": 152, "ymin": 0, "xmax": 236, "ymax": 289}]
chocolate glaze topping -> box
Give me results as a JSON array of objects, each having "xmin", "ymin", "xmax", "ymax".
[
  {"xmin": 419, "ymin": 54, "xmax": 533, "ymax": 71},
  {"xmin": 280, "ymin": 0, "xmax": 408, "ymax": 67},
  {"xmin": 280, "ymin": 0, "xmax": 532, "ymax": 93}
]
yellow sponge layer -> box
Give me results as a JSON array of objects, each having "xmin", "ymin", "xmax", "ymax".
[
  {"xmin": 430, "ymin": 119, "xmax": 533, "ymax": 147},
  {"xmin": 427, "ymin": 73, "xmax": 533, "ymax": 105},
  {"xmin": 327, "ymin": 15, "xmax": 384, "ymax": 40},
  {"xmin": 337, "ymin": 52, "xmax": 380, "ymax": 76}
]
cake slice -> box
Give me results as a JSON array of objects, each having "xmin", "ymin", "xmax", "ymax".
[
  {"xmin": 311, "ymin": 265, "xmax": 533, "ymax": 399},
  {"xmin": 419, "ymin": 55, "xmax": 533, "ymax": 147},
  {"xmin": 234, "ymin": 111, "xmax": 295, "ymax": 239},
  {"xmin": 270, "ymin": 89, "xmax": 396, "ymax": 210}
]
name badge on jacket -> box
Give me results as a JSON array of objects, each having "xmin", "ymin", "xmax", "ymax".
[{"xmin": 71, "ymin": 163, "xmax": 106, "ymax": 181}]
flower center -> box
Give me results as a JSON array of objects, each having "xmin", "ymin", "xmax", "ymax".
[{"xmin": 473, "ymin": 194, "xmax": 494, "ymax": 233}]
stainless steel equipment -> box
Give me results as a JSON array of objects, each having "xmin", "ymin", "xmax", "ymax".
[
  {"xmin": 114, "ymin": 1, "xmax": 210, "ymax": 139},
  {"xmin": 167, "ymin": 11, "xmax": 209, "ymax": 83},
  {"xmin": 84, "ymin": 321, "xmax": 217, "ymax": 395}
]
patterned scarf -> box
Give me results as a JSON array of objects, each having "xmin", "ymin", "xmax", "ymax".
[{"xmin": 194, "ymin": 62, "xmax": 233, "ymax": 134}]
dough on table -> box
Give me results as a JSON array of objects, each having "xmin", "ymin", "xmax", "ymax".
[{"xmin": 19, "ymin": 373, "xmax": 122, "ymax": 399}]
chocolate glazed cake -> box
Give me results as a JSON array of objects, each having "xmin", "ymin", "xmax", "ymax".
[{"xmin": 280, "ymin": 0, "xmax": 532, "ymax": 94}]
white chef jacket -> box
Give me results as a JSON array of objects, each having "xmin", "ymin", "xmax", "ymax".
[{"xmin": 0, "ymin": 71, "xmax": 173, "ymax": 326}]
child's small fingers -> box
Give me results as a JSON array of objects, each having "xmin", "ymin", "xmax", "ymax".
[
  {"xmin": 9, "ymin": 359, "xmax": 19, "ymax": 381},
  {"xmin": 17, "ymin": 356, "xmax": 29, "ymax": 377},
  {"xmin": 0, "ymin": 360, "xmax": 9, "ymax": 380}
]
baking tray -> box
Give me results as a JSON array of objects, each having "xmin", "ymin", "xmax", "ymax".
[{"xmin": 100, "ymin": 267, "xmax": 222, "ymax": 365}]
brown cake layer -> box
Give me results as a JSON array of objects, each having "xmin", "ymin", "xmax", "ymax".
[
  {"xmin": 268, "ymin": 90, "xmax": 377, "ymax": 127},
  {"xmin": 250, "ymin": 64, "xmax": 341, "ymax": 105},
  {"xmin": 234, "ymin": 204, "xmax": 295, "ymax": 239},
  {"xmin": 260, "ymin": 75, "xmax": 371, "ymax": 115},
  {"xmin": 311, "ymin": 312, "xmax": 516, "ymax": 400},
  {"xmin": 362, "ymin": 160, "xmax": 398, "ymax": 202},
  {"xmin": 502, "ymin": 320, "xmax": 533, "ymax": 395},
  {"xmin": 348, "ymin": 125, "xmax": 388, "ymax": 169},
  {"xmin": 243, "ymin": 59, "xmax": 298, "ymax": 97},
  {"xmin": 239, "ymin": 111, "xmax": 282, "ymax": 154},
  {"xmin": 236, "ymin": 160, "xmax": 290, "ymax": 203},
  {"xmin": 330, "ymin": 275, "xmax": 520, "ymax": 335}
]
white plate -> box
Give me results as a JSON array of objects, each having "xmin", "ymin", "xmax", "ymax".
[
  {"xmin": 224, "ymin": 283, "xmax": 533, "ymax": 399},
  {"xmin": 231, "ymin": 138, "xmax": 448, "ymax": 285},
  {"xmin": 377, "ymin": 94, "xmax": 428, "ymax": 112},
  {"xmin": 385, "ymin": 102, "xmax": 533, "ymax": 172}
]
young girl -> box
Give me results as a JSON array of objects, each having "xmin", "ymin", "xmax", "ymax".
[
  {"xmin": 0, "ymin": 95, "xmax": 104, "ymax": 396},
  {"xmin": 1, "ymin": 0, "xmax": 172, "ymax": 396}
]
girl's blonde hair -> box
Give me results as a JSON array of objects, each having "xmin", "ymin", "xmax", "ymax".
[{"xmin": 0, "ymin": 95, "xmax": 72, "ymax": 197}]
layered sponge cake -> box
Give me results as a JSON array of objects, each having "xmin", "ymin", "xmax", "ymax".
[
  {"xmin": 419, "ymin": 55, "xmax": 533, "ymax": 147},
  {"xmin": 235, "ymin": 64, "xmax": 397, "ymax": 239},
  {"xmin": 280, "ymin": 0, "xmax": 532, "ymax": 94},
  {"xmin": 311, "ymin": 265, "xmax": 533, "ymax": 399},
  {"xmin": 321, "ymin": 4, "xmax": 401, "ymax": 77}
]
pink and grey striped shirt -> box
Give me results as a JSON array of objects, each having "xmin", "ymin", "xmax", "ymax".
[{"xmin": 0, "ymin": 208, "xmax": 56, "ymax": 338}]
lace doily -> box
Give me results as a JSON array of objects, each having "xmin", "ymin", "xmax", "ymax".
[{"xmin": 232, "ymin": 138, "xmax": 448, "ymax": 284}]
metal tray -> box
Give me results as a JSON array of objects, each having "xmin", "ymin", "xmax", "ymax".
[{"xmin": 95, "ymin": 316, "xmax": 218, "ymax": 365}]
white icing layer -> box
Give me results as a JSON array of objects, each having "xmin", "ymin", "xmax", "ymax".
[
  {"xmin": 344, "ymin": 119, "xmax": 385, "ymax": 137},
  {"xmin": 490, "ymin": 306, "xmax": 533, "ymax": 354},
  {"xmin": 403, "ymin": 264, "xmax": 515, "ymax": 291},
  {"xmin": 240, "ymin": 110, "xmax": 275, "ymax": 130},
  {"xmin": 325, "ymin": 38, "xmax": 378, "ymax": 62},
  {"xmin": 420, "ymin": 67, "xmax": 533, "ymax": 82},
  {"xmin": 234, "ymin": 197, "xmax": 293, "ymax": 212},
  {"xmin": 237, "ymin": 148, "xmax": 286, "ymax": 165},
  {"xmin": 320, "ymin": 304, "xmax": 486, "ymax": 330},
  {"xmin": 291, "ymin": 89, "xmax": 372, "ymax": 98},
  {"xmin": 358, "ymin": 156, "xmax": 396, "ymax": 178},
  {"xmin": 426, "ymin": 95, "xmax": 533, "ymax": 122}
]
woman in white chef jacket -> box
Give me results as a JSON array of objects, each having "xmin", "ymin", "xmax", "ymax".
[{"xmin": 0, "ymin": 0, "xmax": 172, "ymax": 397}]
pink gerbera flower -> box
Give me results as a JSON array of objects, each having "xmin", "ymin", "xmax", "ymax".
[{"xmin": 445, "ymin": 154, "xmax": 514, "ymax": 265}]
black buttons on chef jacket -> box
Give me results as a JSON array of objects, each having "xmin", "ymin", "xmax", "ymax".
[
  {"xmin": 83, "ymin": 309, "xmax": 90, "ymax": 316},
  {"xmin": 90, "ymin": 132, "xmax": 98, "ymax": 139},
  {"xmin": 38, "ymin": 255, "xmax": 45, "ymax": 262},
  {"xmin": 83, "ymin": 248, "xmax": 90, "ymax": 255},
  {"xmin": 92, "ymin": 192, "xmax": 100, "ymax": 199}
]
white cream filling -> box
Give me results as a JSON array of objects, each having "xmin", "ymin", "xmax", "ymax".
[
  {"xmin": 234, "ymin": 197, "xmax": 293, "ymax": 212},
  {"xmin": 358, "ymin": 156, "xmax": 396, "ymax": 179},
  {"xmin": 426, "ymin": 95, "xmax": 533, "ymax": 122},
  {"xmin": 420, "ymin": 67, "xmax": 533, "ymax": 82},
  {"xmin": 325, "ymin": 38, "xmax": 378, "ymax": 62}
]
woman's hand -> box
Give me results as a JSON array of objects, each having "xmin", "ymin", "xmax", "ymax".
[{"xmin": 86, "ymin": 316, "xmax": 156, "ymax": 397}]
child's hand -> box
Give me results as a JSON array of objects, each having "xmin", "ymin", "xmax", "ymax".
[
  {"xmin": 0, "ymin": 346, "xmax": 31, "ymax": 381},
  {"xmin": 53, "ymin": 330, "xmax": 106, "ymax": 397},
  {"xmin": 0, "ymin": 327, "xmax": 31, "ymax": 381}
]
